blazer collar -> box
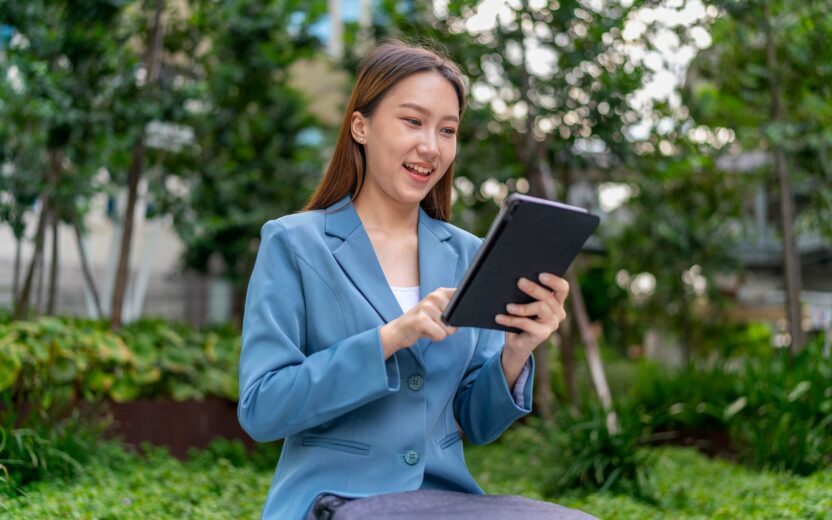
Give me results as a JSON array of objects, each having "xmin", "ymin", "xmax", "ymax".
[{"xmin": 326, "ymin": 194, "xmax": 458, "ymax": 365}]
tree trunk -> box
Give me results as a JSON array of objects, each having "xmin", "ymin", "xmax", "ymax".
[
  {"xmin": 531, "ymin": 343, "xmax": 554, "ymax": 419},
  {"xmin": 110, "ymin": 0, "xmax": 165, "ymax": 329},
  {"xmin": 74, "ymin": 219, "xmax": 104, "ymax": 319},
  {"xmin": 560, "ymin": 313, "xmax": 578, "ymax": 405},
  {"xmin": 566, "ymin": 269, "xmax": 619, "ymax": 434},
  {"xmin": 764, "ymin": 2, "xmax": 804, "ymax": 353},
  {"xmin": 46, "ymin": 214, "xmax": 60, "ymax": 315},
  {"xmin": 34, "ymin": 230, "xmax": 45, "ymax": 317},
  {"xmin": 12, "ymin": 233, "xmax": 22, "ymax": 306},
  {"xmin": 14, "ymin": 150, "xmax": 60, "ymax": 319}
]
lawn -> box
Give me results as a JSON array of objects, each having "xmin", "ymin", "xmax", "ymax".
[{"xmin": 3, "ymin": 438, "xmax": 830, "ymax": 519}]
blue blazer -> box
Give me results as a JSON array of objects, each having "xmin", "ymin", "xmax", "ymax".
[{"xmin": 238, "ymin": 194, "xmax": 534, "ymax": 520}]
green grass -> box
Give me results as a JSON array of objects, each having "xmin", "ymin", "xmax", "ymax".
[
  {"xmin": 466, "ymin": 440, "xmax": 832, "ymax": 519},
  {"xmin": 2, "ymin": 439, "xmax": 830, "ymax": 519}
]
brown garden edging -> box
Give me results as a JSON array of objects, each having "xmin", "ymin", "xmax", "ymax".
[{"xmin": 104, "ymin": 398, "xmax": 255, "ymax": 459}]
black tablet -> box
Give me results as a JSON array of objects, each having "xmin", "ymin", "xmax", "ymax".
[{"xmin": 442, "ymin": 193, "xmax": 600, "ymax": 333}]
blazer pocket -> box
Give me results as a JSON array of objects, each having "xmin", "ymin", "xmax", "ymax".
[
  {"xmin": 301, "ymin": 435, "xmax": 371, "ymax": 456},
  {"xmin": 439, "ymin": 431, "xmax": 462, "ymax": 450}
]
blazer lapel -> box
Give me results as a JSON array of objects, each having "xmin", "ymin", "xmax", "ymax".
[
  {"xmin": 326, "ymin": 195, "xmax": 459, "ymax": 367},
  {"xmin": 328, "ymin": 196, "xmax": 404, "ymax": 325}
]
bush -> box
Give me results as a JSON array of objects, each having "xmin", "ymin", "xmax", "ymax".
[
  {"xmin": 628, "ymin": 359, "xmax": 737, "ymax": 432},
  {"xmin": 0, "ymin": 316, "xmax": 241, "ymax": 493},
  {"xmin": 0, "ymin": 317, "xmax": 241, "ymax": 407},
  {"xmin": 0, "ymin": 406, "xmax": 108, "ymax": 496},
  {"xmin": 622, "ymin": 337, "xmax": 832, "ymax": 475},
  {"xmin": 726, "ymin": 343, "xmax": 832, "ymax": 475},
  {"xmin": 544, "ymin": 403, "xmax": 657, "ymax": 498}
]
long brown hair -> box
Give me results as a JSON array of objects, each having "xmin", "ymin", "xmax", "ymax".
[{"xmin": 302, "ymin": 39, "xmax": 468, "ymax": 221}]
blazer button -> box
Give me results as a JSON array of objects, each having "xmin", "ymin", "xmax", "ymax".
[
  {"xmin": 407, "ymin": 374, "xmax": 424, "ymax": 391},
  {"xmin": 404, "ymin": 449, "xmax": 420, "ymax": 465}
]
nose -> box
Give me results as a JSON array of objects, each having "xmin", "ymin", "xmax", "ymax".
[{"xmin": 417, "ymin": 131, "xmax": 439, "ymax": 161}]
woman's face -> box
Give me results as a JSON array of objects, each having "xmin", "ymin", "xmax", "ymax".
[{"xmin": 351, "ymin": 71, "xmax": 460, "ymax": 207}]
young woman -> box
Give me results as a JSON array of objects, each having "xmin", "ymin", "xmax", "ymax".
[{"xmin": 238, "ymin": 40, "xmax": 576, "ymax": 520}]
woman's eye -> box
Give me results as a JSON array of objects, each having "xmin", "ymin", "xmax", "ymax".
[
  {"xmin": 442, "ymin": 128, "xmax": 457, "ymax": 136},
  {"xmin": 403, "ymin": 118, "xmax": 421, "ymax": 126}
]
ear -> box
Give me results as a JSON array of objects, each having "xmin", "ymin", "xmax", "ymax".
[{"xmin": 350, "ymin": 111, "xmax": 369, "ymax": 144}]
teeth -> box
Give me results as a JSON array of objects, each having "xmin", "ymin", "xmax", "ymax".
[{"xmin": 404, "ymin": 163, "xmax": 433, "ymax": 175}]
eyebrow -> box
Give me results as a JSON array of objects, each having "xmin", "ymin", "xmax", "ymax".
[{"xmin": 397, "ymin": 102, "xmax": 459, "ymax": 123}]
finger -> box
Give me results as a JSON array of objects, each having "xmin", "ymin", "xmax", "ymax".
[
  {"xmin": 424, "ymin": 318, "xmax": 455, "ymax": 341},
  {"xmin": 429, "ymin": 287, "xmax": 457, "ymax": 308},
  {"xmin": 495, "ymin": 313, "xmax": 550, "ymax": 338},
  {"xmin": 517, "ymin": 277, "xmax": 561, "ymax": 312},
  {"xmin": 431, "ymin": 309, "xmax": 458, "ymax": 335},
  {"xmin": 537, "ymin": 273, "xmax": 570, "ymax": 305},
  {"xmin": 505, "ymin": 300, "xmax": 553, "ymax": 321}
]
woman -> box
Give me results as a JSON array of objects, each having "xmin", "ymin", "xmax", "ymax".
[{"xmin": 238, "ymin": 40, "xmax": 577, "ymax": 520}]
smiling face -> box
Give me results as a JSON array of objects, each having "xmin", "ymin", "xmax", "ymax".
[{"xmin": 350, "ymin": 71, "xmax": 460, "ymax": 207}]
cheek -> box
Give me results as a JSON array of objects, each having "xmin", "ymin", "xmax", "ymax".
[{"xmin": 440, "ymin": 139, "xmax": 457, "ymax": 164}]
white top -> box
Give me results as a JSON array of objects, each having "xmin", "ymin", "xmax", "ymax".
[{"xmin": 390, "ymin": 285, "xmax": 420, "ymax": 313}]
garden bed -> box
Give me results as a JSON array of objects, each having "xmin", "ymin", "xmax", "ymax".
[{"xmin": 105, "ymin": 398, "xmax": 254, "ymax": 459}]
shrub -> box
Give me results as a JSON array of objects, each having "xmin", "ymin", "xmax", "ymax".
[
  {"xmin": 726, "ymin": 343, "xmax": 832, "ymax": 475},
  {"xmin": 0, "ymin": 316, "xmax": 241, "ymax": 493},
  {"xmin": 622, "ymin": 336, "xmax": 832, "ymax": 475},
  {"xmin": 0, "ymin": 406, "xmax": 109, "ymax": 496},
  {"xmin": 544, "ymin": 402, "xmax": 657, "ymax": 498},
  {"xmin": 0, "ymin": 317, "xmax": 241, "ymax": 407}
]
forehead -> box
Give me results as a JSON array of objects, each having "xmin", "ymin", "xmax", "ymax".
[{"xmin": 378, "ymin": 71, "xmax": 460, "ymax": 117}]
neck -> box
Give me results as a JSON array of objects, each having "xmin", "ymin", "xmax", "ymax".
[{"xmin": 352, "ymin": 185, "xmax": 420, "ymax": 236}]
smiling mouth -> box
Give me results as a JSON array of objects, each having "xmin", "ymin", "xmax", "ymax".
[{"xmin": 403, "ymin": 162, "xmax": 434, "ymax": 177}]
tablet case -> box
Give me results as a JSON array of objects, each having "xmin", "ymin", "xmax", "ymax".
[{"xmin": 442, "ymin": 193, "xmax": 600, "ymax": 333}]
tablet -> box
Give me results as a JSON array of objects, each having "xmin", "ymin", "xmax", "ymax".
[{"xmin": 442, "ymin": 193, "xmax": 600, "ymax": 333}]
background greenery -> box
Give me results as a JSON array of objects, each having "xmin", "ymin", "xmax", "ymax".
[{"xmin": 2, "ymin": 0, "xmax": 832, "ymax": 517}]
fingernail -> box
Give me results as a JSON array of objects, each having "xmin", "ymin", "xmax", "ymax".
[
  {"xmin": 506, "ymin": 304, "xmax": 515, "ymax": 312},
  {"xmin": 495, "ymin": 315, "xmax": 504, "ymax": 322},
  {"xmin": 539, "ymin": 273, "xmax": 551, "ymax": 282}
]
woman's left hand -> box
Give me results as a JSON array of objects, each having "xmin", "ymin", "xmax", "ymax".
[{"xmin": 495, "ymin": 272, "xmax": 569, "ymax": 357}]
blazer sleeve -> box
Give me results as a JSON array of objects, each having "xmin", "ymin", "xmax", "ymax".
[
  {"xmin": 452, "ymin": 328, "xmax": 534, "ymax": 444},
  {"xmin": 237, "ymin": 220, "xmax": 400, "ymax": 443}
]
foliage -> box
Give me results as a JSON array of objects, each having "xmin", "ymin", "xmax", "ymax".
[
  {"xmin": 159, "ymin": 0, "xmax": 327, "ymax": 291},
  {"xmin": 0, "ymin": 407, "xmax": 108, "ymax": 496},
  {"xmin": 603, "ymin": 141, "xmax": 745, "ymax": 360},
  {"xmin": 0, "ymin": 317, "xmax": 241, "ymax": 410},
  {"xmin": 625, "ymin": 337, "xmax": 832, "ymax": 475},
  {"xmin": 558, "ymin": 446, "xmax": 832, "ymax": 519},
  {"xmin": 0, "ymin": 0, "xmax": 140, "ymax": 233},
  {"xmin": 0, "ymin": 316, "xmax": 241, "ymax": 493},
  {"xmin": 0, "ymin": 440, "xmax": 268, "ymax": 518},
  {"xmin": 725, "ymin": 341, "xmax": 832, "ymax": 475},
  {"xmin": 545, "ymin": 404, "xmax": 657, "ymax": 497},
  {"xmin": 688, "ymin": 0, "xmax": 832, "ymax": 242},
  {"xmin": 3, "ymin": 437, "xmax": 831, "ymax": 519}
]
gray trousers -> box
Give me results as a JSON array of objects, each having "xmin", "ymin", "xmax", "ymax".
[{"xmin": 307, "ymin": 490, "xmax": 598, "ymax": 520}]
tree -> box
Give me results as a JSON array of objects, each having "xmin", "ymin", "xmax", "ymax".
[
  {"xmin": 0, "ymin": 0, "xmax": 135, "ymax": 320},
  {"xmin": 159, "ymin": 0, "xmax": 327, "ymax": 323},
  {"xmin": 604, "ymin": 135, "xmax": 744, "ymax": 363},
  {"xmin": 686, "ymin": 0, "xmax": 832, "ymax": 353}
]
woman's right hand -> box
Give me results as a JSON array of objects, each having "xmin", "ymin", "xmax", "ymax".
[{"xmin": 379, "ymin": 287, "xmax": 458, "ymax": 359}]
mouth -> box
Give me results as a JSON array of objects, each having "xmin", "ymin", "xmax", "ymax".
[{"xmin": 403, "ymin": 162, "xmax": 434, "ymax": 178}]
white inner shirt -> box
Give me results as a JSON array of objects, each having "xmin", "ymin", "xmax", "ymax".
[{"xmin": 390, "ymin": 285, "xmax": 420, "ymax": 313}]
